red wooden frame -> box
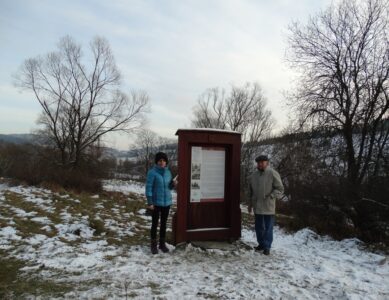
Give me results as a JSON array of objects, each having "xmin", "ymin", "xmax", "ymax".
[{"xmin": 172, "ymin": 129, "xmax": 241, "ymax": 244}]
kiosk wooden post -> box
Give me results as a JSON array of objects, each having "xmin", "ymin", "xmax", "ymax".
[{"xmin": 172, "ymin": 129, "xmax": 241, "ymax": 244}]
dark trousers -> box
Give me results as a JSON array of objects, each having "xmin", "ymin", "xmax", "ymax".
[
  {"xmin": 255, "ymin": 214, "xmax": 275, "ymax": 250},
  {"xmin": 150, "ymin": 205, "xmax": 170, "ymax": 240}
]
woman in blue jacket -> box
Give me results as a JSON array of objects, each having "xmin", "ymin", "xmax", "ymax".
[{"xmin": 145, "ymin": 152, "xmax": 175, "ymax": 254}]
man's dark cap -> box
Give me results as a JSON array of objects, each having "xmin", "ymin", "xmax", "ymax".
[
  {"xmin": 155, "ymin": 152, "xmax": 169, "ymax": 164},
  {"xmin": 255, "ymin": 155, "xmax": 269, "ymax": 162}
]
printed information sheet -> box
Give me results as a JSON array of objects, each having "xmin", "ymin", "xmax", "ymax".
[{"xmin": 190, "ymin": 146, "xmax": 225, "ymax": 202}]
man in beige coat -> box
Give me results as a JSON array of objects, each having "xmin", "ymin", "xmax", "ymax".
[{"xmin": 248, "ymin": 155, "xmax": 284, "ymax": 255}]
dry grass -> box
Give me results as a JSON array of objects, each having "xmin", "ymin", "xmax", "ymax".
[{"xmin": 0, "ymin": 185, "xmax": 152, "ymax": 298}]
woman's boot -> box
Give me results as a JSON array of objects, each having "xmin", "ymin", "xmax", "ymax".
[
  {"xmin": 151, "ymin": 239, "xmax": 158, "ymax": 254},
  {"xmin": 159, "ymin": 238, "xmax": 169, "ymax": 253}
]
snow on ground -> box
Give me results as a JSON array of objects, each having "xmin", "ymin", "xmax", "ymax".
[
  {"xmin": 102, "ymin": 178, "xmax": 177, "ymax": 202},
  {"xmin": 0, "ymin": 179, "xmax": 388, "ymax": 299},
  {"xmin": 102, "ymin": 179, "xmax": 145, "ymax": 195}
]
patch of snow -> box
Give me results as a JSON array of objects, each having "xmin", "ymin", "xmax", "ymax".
[
  {"xmin": 0, "ymin": 244, "xmax": 13, "ymax": 250},
  {"xmin": 58, "ymin": 194, "xmax": 70, "ymax": 199},
  {"xmin": 55, "ymin": 222, "xmax": 95, "ymax": 240},
  {"xmin": 102, "ymin": 179, "xmax": 145, "ymax": 196},
  {"xmin": 111, "ymin": 208, "xmax": 120, "ymax": 215},
  {"xmin": 11, "ymin": 207, "xmax": 38, "ymax": 217},
  {"xmin": 25, "ymin": 234, "xmax": 48, "ymax": 246},
  {"xmin": 0, "ymin": 182, "xmax": 9, "ymax": 191},
  {"xmin": 139, "ymin": 215, "xmax": 152, "ymax": 221},
  {"xmin": 41, "ymin": 225, "xmax": 52, "ymax": 232},
  {"xmin": 31, "ymin": 216, "xmax": 52, "ymax": 224},
  {"xmin": 81, "ymin": 240, "xmax": 108, "ymax": 251},
  {"xmin": 24, "ymin": 196, "xmax": 48, "ymax": 206},
  {"xmin": 95, "ymin": 203, "xmax": 104, "ymax": 209},
  {"xmin": 60, "ymin": 210, "xmax": 72, "ymax": 222},
  {"xmin": 0, "ymin": 226, "xmax": 22, "ymax": 241}
]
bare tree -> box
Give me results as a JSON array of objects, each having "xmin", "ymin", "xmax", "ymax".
[
  {"xmin": 192, "ymin": 82, "xmax": 274, "ymax": 199},
  {"xmin": 132, "ymin": 129, "xmax": 178, "ymax": 177},
  {"xmin": 287, "ymin": 0, "xmax": 389, "ymax": 188},
  {"xmin": 192, "ymin": 88, "xmax": 228, "ymax": 129},
  {"xmin": 157, "ymin": 136, "xmax": 178, "ymax": 166},
  {"xmin": 15, "ymin": 36, "xmax": 149, "ymax": 167},
  {"xmin": 133, "ymin": 129, "xmax": 159, "ymax": 177},
  {"xmin": 192, "ymin": 83, "xmax": 273, "ymax": 143}
]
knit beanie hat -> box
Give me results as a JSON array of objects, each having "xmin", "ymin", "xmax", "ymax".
[
  {"xmin": 255, "ymin": 155, "xmax": 269, "ymax": 162},
  {"xmin": 155, "ymin": 152, "xmax": 169, "ymax": 164}
]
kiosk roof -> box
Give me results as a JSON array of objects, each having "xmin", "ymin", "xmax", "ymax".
[{"xmin": 175, "ymin": 128, "xmax": 241, "ymax": 135}]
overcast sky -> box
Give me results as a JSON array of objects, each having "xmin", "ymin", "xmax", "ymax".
[{"xmin": 0, "ymin": 0, "xmax": 332, "ymax": 150}]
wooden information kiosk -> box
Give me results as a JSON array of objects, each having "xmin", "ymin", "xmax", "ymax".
[{"xmin": 172, "ymin": 129, "xmax": 241, "ymax": 244}]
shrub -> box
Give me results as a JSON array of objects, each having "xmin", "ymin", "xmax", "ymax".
[{"xmin": 0, "ymin": 142, "xmax": 108, "ymax": 192}]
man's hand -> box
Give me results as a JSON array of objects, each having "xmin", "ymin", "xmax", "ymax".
[
  {"xmin": 147, "ymin": 204, "xmax": 154, "ymax": 210},
  {"xmin": 248, "ymin": 205, "xmax": 252, "ymax": 214}
]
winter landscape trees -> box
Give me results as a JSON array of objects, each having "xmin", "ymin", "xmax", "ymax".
[
  {"xmin": 1, "ymin": 0, "xmax": 389, "ymax": 298},
  {"xmin": 7, "ymin": 36, "xmax": 149, "ymax": 190},
  {"xmin": 277, "ymin": 0, "xmax": 389, "ymax": 243},
  {"xmin": 287, "ymin": 0, "xmax": 389, "ymax": 189},
  {"xmin": 188, "ymin": 0, "xmax": 389, "ymax": 245},
  {"xmin": 0, "ymin": 0, "xmax": 387, "ymax": 245},
  {"xmin": 15, "ymin": 36, "xmax": 149, "ymax": 168}
]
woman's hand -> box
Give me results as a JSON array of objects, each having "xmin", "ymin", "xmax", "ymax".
[
  {"xmin": 147, "ymin": 204, "xmax": 154, "ymax": 210},
  {"xmin": 173, "ymin": 175, "xmax": 178, "ymax": 187}
]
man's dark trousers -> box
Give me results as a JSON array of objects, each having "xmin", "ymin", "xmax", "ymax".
[{"xmin": 255, "ymin": 214, "xmax": 274, "ymax": 250}]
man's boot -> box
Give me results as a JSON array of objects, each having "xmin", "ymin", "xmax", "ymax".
[
  {"xmin": 159, "ymin": 238, "xmax": 169, "ymax": 253},
  {"xmin": 151, "ymin": 239, "xmax": 158, "ymax": 254},
  {"xmin": 254, "ymin": 245, "xmax": 264, "ymax": 252}
]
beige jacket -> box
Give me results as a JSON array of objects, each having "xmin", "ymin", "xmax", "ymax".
[{"xmin": 249, "ymin": 167, "xmax": 284, "ymax": 215}]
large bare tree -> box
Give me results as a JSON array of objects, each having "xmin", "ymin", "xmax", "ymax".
[
  {"xmin": 192, "ymin": 82, "xmax": 274, "ymax": 197},
  {"xmin": 288, "ymin": 0, "xmax": 389, "ymax": 187},
  {"xmin": 192, "ymin": 82, "xmax": 273, "ymax": 143},
  {"xmin": 16, "ymin": 36, "xmax": 149, "ymax": 167}
]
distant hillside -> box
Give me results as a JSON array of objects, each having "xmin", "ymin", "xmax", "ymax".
[
  {"xmin": 0, "ymin": 134, "xmax": 177, "ymax": 160},
  {"xmin": 0, "ymin": 133, "xmax": 38, "ymax": 145},
  {"xmin": 100, "ymin": 147, "xmax": 138, "ymax": 159}
]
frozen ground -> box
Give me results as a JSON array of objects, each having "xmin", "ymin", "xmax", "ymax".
[
  {"xmin": 102, "ymin": 179, "xmax": 145, "ymax": 195},
  {"xmin": 0, "ymin": 180, "xmax": 388, "ymax": 299}
]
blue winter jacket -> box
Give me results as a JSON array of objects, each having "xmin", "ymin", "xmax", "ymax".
[{"xmin": 145, "ymin": 165, "xmax": 173, "ymax": 207}]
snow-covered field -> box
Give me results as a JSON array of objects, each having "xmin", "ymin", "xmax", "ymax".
[{"xmin": 0, "ymin": 180, "xmax": 388, "ymax": 299}]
